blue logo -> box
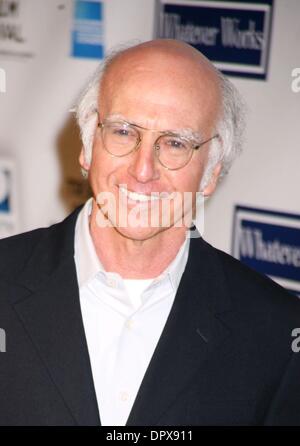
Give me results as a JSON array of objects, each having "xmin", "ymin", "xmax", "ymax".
[
  {"xmin": 232, "ymin": 206, "xmax": 300, "ymax": 297},
  {"xmin": 0, "ymin": 168, "xmax": 11, "ymax": 213},
  {"xmin": 155, "ymin": 0, "xmax": 273, "ymax": 79},
  {"xmin": 72, "ymin": 0, "xmax": 104, "ymax": 59}
]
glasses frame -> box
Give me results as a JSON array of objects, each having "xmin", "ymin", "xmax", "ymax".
[{"xmin": 96, "ymin": 114, "xmax": 219, "ymax": 171}]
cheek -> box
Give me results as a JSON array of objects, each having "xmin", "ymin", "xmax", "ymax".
[
  {"xmin": 88, "ymin": 147, "xmax": 125, "ymax": 189},
  {"xmin": 176, "ymin": 165, "xmax": 203, "ymax": 194},
  {"xmin": 189, "ymin": 155, "xmax": 207, "ymax": 192},
  {"xmin": 88, "ymin": 147, "xmax": 110, "ymax": 188}
]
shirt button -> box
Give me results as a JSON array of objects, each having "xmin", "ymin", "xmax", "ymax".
[
  {"xmin": 107, "ymin": 277, "xmax": 117, "ymax": 288},
  {"xmin": 125, "ymin": 319, "xmax": 134, "ymax": 330},
  {"xmin": 119, "ymin": 391, "xmax": 129, "ymax": 402}
]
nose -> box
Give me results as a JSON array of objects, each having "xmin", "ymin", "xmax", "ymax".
[{"xmin": 127, "ymin": 134, "xmax": 160, "ymax": 183}]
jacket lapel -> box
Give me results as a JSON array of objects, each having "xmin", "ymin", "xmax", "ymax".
[
  {"xmin": 10, "ymin": 208, "xmax": 101, "ymax": 426},
  {"xmin": 126, "ymin": 236, "xmax": 232, "ymax": 426}
]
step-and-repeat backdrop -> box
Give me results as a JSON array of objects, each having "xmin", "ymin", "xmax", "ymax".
[{"xmin": 0, "ymin": 0, "xmax": 299, "ymax": 295}]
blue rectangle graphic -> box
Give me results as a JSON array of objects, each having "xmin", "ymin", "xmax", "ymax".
[
  {"xmin": 232, "ymin": 206, "xmax": 300, "ymax": 296},
  {"xmin": 156, "ymin": 0, "xmax": 273, "ymax": 80},
  {"xmin": 75, "ymin": 1, "xmax": 102, "ymax": 20},
  {"xmin": 0, "ymin": 169, "xmax": 11, "ymax": 213},
  {"xmin": 239, "ymin": 220, "xmax": 300, "ymax": 282},
  {"xmin": 72, "ymin": 0, "xmax": 104, "ymax": 60}
]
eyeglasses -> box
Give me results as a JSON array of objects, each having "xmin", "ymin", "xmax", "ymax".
[{"xmin": 97, "ymin": 118, "xmax": 219, "ymax": 171}]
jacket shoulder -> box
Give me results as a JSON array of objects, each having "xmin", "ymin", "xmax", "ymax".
[
  {"xmin": 0, "ymin": 227, "xmax": 50, "ymax": 277},
  {"xmin": 211, "ymin": 241, "xmax": 300, "ymax": 315},
  {"xmin": 0, "ymin": 206, "xmax": 82, "ymax": 281}
]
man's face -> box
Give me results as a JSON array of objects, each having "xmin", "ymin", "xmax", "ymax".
[{"xmin": 81, "ymin": 49, "xmax": 221, "ymax": 241}]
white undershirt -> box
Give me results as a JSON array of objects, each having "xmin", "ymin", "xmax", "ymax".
[{"xmin": 74, "ymin": 198, "xmax": 190, "ymax": 426}]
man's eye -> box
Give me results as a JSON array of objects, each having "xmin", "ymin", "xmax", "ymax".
[
  {"xmin": 113, "ymin": 128, "xmax": 130, "ymax": 136},
  {"xmin": 112, "ymin": 127, "xmax": 137, "ymax": 138},
  {"xmin": 166, "ymin": 138, "xmax": 187, "ymax": 150}
]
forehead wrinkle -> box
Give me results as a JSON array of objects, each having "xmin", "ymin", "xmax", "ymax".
[{"xmin": 103, "ymin": 113, "xmax": 204, "ymax": 141}]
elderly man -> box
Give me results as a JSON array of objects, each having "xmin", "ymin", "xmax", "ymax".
[{"xmin": 1, "ymin": 39, "xmax": 300, "ymax": 426}]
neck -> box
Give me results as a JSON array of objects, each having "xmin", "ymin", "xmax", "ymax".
[{"xmin": 89, "ymin": 199, "xmax": 187, "ymax": 279}]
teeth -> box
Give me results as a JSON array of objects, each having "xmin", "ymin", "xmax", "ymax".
[{"xmin": 119, "ymin": 186, "xmax": 161, "ymax": 202}]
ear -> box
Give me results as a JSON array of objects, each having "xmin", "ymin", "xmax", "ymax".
[
  {"xmin": 201, "ymin": 162, "xmax": 222, "ymax": 197},
  {"xmin": 79, "ymin": 147, "xmax": 90, "ymax": 171}
]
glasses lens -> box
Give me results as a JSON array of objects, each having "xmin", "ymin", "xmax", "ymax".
[
  {"xmin": 157, "ymin": 135, "xmax": 193, "ymax": 169},
  {"xmin": 102, "ymin": 122, "xmax": 139, "ymax": 156}
]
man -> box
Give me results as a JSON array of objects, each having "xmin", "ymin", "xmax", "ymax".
[{"xmin": 1, "ymin": 39, "xmax": 300, "ymax": 426}]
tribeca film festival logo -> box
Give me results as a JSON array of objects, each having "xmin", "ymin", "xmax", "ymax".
[
  {"xmin": 291, "ymin": 68, "xmax": 300, "ymax": 93},
  {"xmin": 0, "ymin": 0, "xmax": 24, "ymax": 43},
  {"xmin": 95, "ymin": 185, "xmax": 205, "ymax": 238},
  {"xmin": 0, "ymin": 328, "xmax": 6, "ymax": 352},
  {"xmin": 0, "ymin": 67, "xmax": 5, "ymax": 93}
]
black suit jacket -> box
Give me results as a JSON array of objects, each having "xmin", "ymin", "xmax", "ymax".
[{"xmin": 1, "ymin": 206, "xmax": 300, "ymax": 426}]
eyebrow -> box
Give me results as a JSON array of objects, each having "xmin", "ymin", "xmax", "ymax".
[{"xmin": 104, "ymin": 113, "xmax": 204, "ymax": 142}]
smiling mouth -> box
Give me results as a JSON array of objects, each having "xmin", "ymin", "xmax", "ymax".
[{"xmin": 118, "ymin": 186, "xmax": 174, "ymax": 202}]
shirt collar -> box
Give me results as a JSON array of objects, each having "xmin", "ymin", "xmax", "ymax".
[
  {"xmin": 74, "ymin": 197, "xmax": 190, "ymax": 292},
  {"xmin": 151, "ymin": 234, "xmax": 190, "ymax": 292},
  {"xmin": 74, "ymin": 197, "xmax": 104, "ymax": 287}
]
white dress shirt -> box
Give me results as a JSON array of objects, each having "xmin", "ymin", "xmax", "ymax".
[{"xmin": 74, "ymin": 198, "xmax": 190, "ymax": 426}]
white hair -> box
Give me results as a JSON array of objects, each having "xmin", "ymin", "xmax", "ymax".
[
  {"xmin": 75, "ymin": 42, "xmax": 247, "ymax": 187},
  {"xmin": 199, "ymin": 70, "xmax": 247, "ymax": 190}
]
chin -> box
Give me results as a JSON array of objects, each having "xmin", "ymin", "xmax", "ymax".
[{"xmin": 112, "ymin": 224, "xmax": 168, "ymax": 242}]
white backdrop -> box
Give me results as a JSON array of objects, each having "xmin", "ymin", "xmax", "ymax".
[{"xmin": 0, "ymin": 0, "xmax": 299, "ymax": 255}]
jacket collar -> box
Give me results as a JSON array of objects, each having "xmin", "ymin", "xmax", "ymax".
[{"xmin": 11, "ymin": 206, "xmax": 101, "ymax": 426}]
